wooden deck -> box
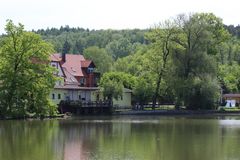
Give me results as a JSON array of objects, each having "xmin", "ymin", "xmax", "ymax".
[{"xmin": 59, "ymin": 100, "xmax": 113, "ymax": 115}]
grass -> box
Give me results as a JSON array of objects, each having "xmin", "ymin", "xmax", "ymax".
[
  {"xmin": 218, "ymin": 106, "xmax": 240, "ymax": 112},
  {"xmin": 144, "ymin": 105, "xmax": 175, "ymax": 111}
]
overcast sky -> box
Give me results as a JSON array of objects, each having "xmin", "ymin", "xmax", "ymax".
[{"xmin": 0, "ymin": 0, "xmax": 239, "ymax": 33}]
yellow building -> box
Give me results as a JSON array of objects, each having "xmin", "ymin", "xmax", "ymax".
[
  {"xmin": 50, "ymin": 53, "xmax": 132, "ymax": 111},
  {"xmin": 50, "ymin": 87, "xmax": 132, "ymax": 108},
  {"xmin": 91, "ymin": 88, "xmax": 132, "ymax": 108}
]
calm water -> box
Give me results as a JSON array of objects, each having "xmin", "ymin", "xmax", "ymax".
[{"xmin": 0, "ymin": 116, "xmax": 240, "ymax": 160}]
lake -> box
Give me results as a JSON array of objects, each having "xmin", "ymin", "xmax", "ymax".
[{"xmin": 0, "ymin": 116, "xmax": 240, "ymax": 160}]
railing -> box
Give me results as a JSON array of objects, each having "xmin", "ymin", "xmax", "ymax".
[
  {"xmin": 81, "ymin": 101, "xmax": 112, "ymax": 107},
  {"xmin": 133, "ymin": 103, "xmax": 175, "ymax": 110},
  {"xmin": 59, "ymin": 100, "xmax": 112, "ymax": 108},
  {"xmin": 59, "ymin": 100, "xmax": 113, "ymax": 114}
]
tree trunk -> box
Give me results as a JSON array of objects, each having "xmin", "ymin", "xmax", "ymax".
[
  {"xmin": 152, "ymin": 54, "xmax": 168, "ymax": 110},
  {"xmin": 151, "ymin": 31, "xmax": 171, "ymax": 110},
  {"xmin": 152, "ymin": 73, "xmax": 162, "ymax": 110}
]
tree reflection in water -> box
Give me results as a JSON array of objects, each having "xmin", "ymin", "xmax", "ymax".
[{"xmin": 1, "ymin": 116, "xmax": 240, "ymax": 160}]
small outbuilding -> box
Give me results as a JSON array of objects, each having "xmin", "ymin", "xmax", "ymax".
[{"xmin": 223, "ymin": 94, "xmax": 240, "ymax": 107}]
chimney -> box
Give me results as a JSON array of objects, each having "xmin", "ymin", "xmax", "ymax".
[
  {"xmin": 62, "ymin": 52, "xmax": 66, "ymax": 62},
  {"xmin": 62, "ymin": 40, "xmax": 70, "ymax": 62}
]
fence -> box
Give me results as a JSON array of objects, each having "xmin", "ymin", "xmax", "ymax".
[
  {"xmin": 59, "ymin": 100, "xmax": 112, "ymax": 108},
  {"xmin": 133, "ymin": 103, "xmax": 175, "ymax": 110}
]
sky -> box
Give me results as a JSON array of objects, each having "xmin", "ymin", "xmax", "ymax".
[{"xmin": 0, "ymin": 0, "xmax": 240, "ymax": 33}]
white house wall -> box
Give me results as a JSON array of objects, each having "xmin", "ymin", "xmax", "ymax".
[
  {"xmin": 113, "ymin": 92, "xmax": 132, "ymax": 108},
  {"xmin": 80, "ymin": 91, "xmax": 91, "ymax": 101},
  {"xmin": 51, "ymin": 62, "xmax": 64, "ymax": 77},
  {"xmin": 50, "ymin": 89, "xmax": 68, "ymax": 105},
  {"xmin": 50, "ymin": 87, "xmax": 132, "ymax": 108},
  {"xmin": 51, "ymin": 89, "xmax": 93, "ymax": 104},
  {"xmin": 65, "ymin": 90, "xmax": 78, "ymax": 101}
]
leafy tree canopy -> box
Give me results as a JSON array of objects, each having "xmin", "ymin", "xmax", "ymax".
[
  {"xmin": 83, "ymin": 46, "xmax": 113, "ymax": 74},
  {"xmin": 0, "ymin": 20, "xmax": 57, "ymax": 118},
  {"xmin": 99, "ymin": 72, "xmax": 136, "ymax": 100}
]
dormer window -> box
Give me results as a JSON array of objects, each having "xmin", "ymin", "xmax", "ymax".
[
  {"xmin": 87, "ymin": 67, "xmax": 94, "ymax": 73},
  {"xmin": 71, "ymin": 67, "xmax": 76, "ymax": 72},
  {"xmin": 70, "ymin": 77, "xmax": 76, "ymax": 82},
  {"xmin": 80, "ymin": 78, "xmax": 85, "ymax": 86}
]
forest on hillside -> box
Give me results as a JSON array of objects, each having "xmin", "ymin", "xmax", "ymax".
[
  {"xmin": 33, "ymin": 13, "xmax": 240, "ymax": 110},
  {"xmin": 35, "ymin": 27, "xmax": 147, "ymax": 58}
]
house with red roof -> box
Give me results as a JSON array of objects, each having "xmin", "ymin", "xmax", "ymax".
[
  {"xmin": 50, "ymin": 53, "xmax": 99, "ymax": 104},
  {"xmin": 50, "ymin": 53, "xmax": 99, "ymax": 87},
  {"xmin": 222, "ymin": 94, "xmax": 240, "ymax": 107},
  {"xmin": 49, "ymin": 53, "xmax": 132, "ymax": 110}
]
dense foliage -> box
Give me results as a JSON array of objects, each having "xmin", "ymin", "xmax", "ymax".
[
  {"xmin": 114, "ymin": 13, "xmax": 238, "ymax": 110},
  {"xmin": 2, "ymin": 12, "xmax": 240, "ymax": 111},
  {"xmin": 0, "ymin": 21, "xmax": 57, "ymax": 118},
  {"xmin": 34, "ymin": 27, "xmax": 147, "ymax": 60},
  {"xmin": 33, "ymin": 13, "xmax": 240, "ymax": 110},
  {"xmin": 99, "ymin": 72, "xmax": 136, "ymax": 102},
  {"xmin": 83, "ymin": 46, "xmax": 113, "ymax": 74}
]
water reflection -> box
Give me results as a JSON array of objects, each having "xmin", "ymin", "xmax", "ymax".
[
  {"xmin": 0, "ymin": 116, "xmax": 240, "ymax": 160},
  {"xmin": 0, "ymin": 120, "xmax": 61, "ymax": 160},
  {"xmin": 219, "ymin": 119, "xmax": 240, "ymax": 127}
]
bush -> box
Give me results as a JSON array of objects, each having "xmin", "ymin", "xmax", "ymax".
[{"xmin": 176, "ymin": 77, "xmax": 220, "ymax": 110}]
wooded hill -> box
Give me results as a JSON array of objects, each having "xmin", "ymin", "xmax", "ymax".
[
  {"xmin": 32, "ymin": 13, "xmax": 240, "ymax": 110},
  {"xmin": 34, "ymin": 27, "xmax": 148, "ymax": 59},
  {"xmin": 3, "ymin": 13, "xmax": 240, "ymax": 118}
]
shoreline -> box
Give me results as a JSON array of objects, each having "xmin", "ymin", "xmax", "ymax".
[
  {"xmin": 1, "ymin": 110, "xmax": 240, "ymax": 120},
  {"xmin": 0, "ymin": 114, "xmax": 65, "ymax": 120},
  {"xmin": 113, "ymin": 110, "xmax": 240, "ymax": 116}
]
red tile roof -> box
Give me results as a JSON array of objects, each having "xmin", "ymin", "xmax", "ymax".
[
  {"xmin": 62, "ymin": 54, "xmax": 85, "ymax": 77},
  {"xmin": 51, "ymin": 53, "xmax": 96, "ymax": 86},
  {"xmin": 55, "ymin": 85, "xmax": 99, "ymax": 90},
  {"xmin": 51, "ymin": 53, "xmax": 85, "ymax": 77},
  {"xmin": 81, "ymin": 60, "xmax": 92, "ymax": 68},
  {"xmin": 223, "ymin": 94, "xmax": 240, "ymax": 98},
  {"xmin": 62, "ymin": 67, "xmax": 79, "ymax": 85},
  {"xmin": 50, "ymin": 54, "xmax": 61, "ymax": 62}
]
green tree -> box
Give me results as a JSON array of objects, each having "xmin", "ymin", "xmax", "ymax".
[
  {"xmin": 62, "ymin": 40, "xmax": 71, "ymax": 54},
  {"xmin": 113, "ymin": 44, "xmax": 175, "ymax": 107},
  {"xmin": 99, "ymin": 72, "xmax": 136, "ymax": 103},
  {"xmin": 73, "ymin": 38, "xmax": 86, "ymax": 54},
  {"xmin": 172, "ymin": 13, "xmax": 229, "ymax": 109},
  {"xmin": 133, "ymin": 76, "xmax": 154, "ymax": 109},
  {"xmin": 106, "ymin": 38, "xmax": 133, "ymax": 59},
  {"xmin": 215, "ymin": 37, "xmax": 240, "ymax": 65},
  {"xmin": 146, "ymin": 20, "xmax": 179, "ymax": 109},
  {"xmin": 83, "ymin": 46, "xmax": 113, "ymax": 73},
  {"xmin": 218, "ymin": 63, "xmax": 240, "ymax": 93},
  {"xmin": 113, "ymin": 44, "xmax": 148, "ymax": 76},
  {"xmin": 0, "ymin": 20, "xmax": 56, "ymax": 117}
]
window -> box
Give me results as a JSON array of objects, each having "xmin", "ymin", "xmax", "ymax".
[
  {"xmin": 87, "ymin": 67, "xmax": 94, "ymax": 73},
  {"xmin": 58, "ymin": 94, "xmax": 61, "ymax": 99},
  {"xmin": 70, "ymin": 77, "xmax": 76, "ymax": 82},
  {"xmin": 80, "ymin": 78, "xmax": 85, "ymax": 85},
  {"xmin": 71, "ymin": 67, "xmax": 76, "ymax": 72},
  {"xmin": 66, "ymin": 96, "xmax": 70, "ymax": 101},
  {"xmin": 52, "ymin": 93, "xmax": 55, "ymax": 99}
]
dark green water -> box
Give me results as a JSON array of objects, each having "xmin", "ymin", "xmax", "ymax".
[{"xmin": 0, "ymin": 116, "xmax": 240, "ymax": 160}]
